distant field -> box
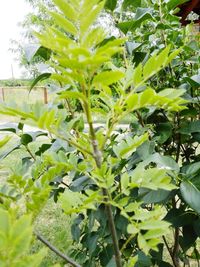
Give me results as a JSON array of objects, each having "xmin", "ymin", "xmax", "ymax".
[
  {"xmin": 0, "ymin": 86, "xmax": 48, "ymax": 103},
  {"xmin": 0, "ymin": 86, "xmax": 53, "ymax": 122},
  {"xmin": 0, "ymin": 79, "xmax": 31, "ymax": 87}
]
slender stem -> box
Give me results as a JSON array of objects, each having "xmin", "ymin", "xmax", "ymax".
[
  {"xmin": 82, "ymin": 83, "xmax": 122, "ymax": 267},
  {"xmin": 194, "ymin": 247, "xmax": 200, "ymax": 267},
  {"xmin": 102, "ymin": 189, "xmax": 122, "ymax": 267},
  {"xmin": 121, "ymin": 234, "xmax": 135, "ymax": 253},
  {"xmin": 25, "ymin": 145, "xmax": 36, "ymax": 161},
  {"xmin": 172, "ymin": 198, "xmax": 180, "ymax": 267},
  {"xmin": 64, "ymin": 99, "xmax": 80, "ymax": 139},
  {"xmin": 135, "ymin": 110, "xmax": 145, "ymax": 127},
  {"xmin": 162, "ymin": 235, "xmax": 172, "ymax": 257},
  {"xmin": 35, "ymin": 233, "xmax": 82, "ymax": 267},
  {"xmin": 162, "ymin": 235, "xmax": 179, "ymax": 267},
  {"xmin": 53, "ymin": 132, "xmax": 93, "ymax": 156}
]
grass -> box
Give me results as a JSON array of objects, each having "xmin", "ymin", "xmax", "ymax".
[
  {"xmin": 32, "ymin": 199, "xmax": 74, "ymax": 267},
  {"xmin": 1, "ymin": 87, "xmax": 47, "ymax": 103},
  {"xmin": 0, "ymin": 79, "xmax": 31, "ymax": 87}
]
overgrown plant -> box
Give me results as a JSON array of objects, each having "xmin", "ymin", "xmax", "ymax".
[{"xmin": 1, "ymin": 0, "xmax": 198, "ymax": 266}]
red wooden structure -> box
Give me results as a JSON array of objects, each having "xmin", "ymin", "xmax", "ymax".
[{"xmin": 176, "ymin": 0, "xmax": 200, "ymax": 25}]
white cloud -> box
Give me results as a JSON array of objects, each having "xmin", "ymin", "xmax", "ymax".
[{"xmin": 0, "ymin": 0, "xmax": 32, "ymax": 79}]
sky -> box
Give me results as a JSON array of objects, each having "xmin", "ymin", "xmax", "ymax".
[{"xmin": 0, "ymin": 0, "xmax": 32, "ymax": 79}]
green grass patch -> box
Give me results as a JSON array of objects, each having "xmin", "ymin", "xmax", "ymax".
[{"xmin": 32, "ymin": 199, "xmax": 74, "ymax": 267}]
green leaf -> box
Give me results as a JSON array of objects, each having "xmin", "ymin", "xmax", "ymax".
[
  {"xmin": 53, "ymin": 0, "xmax": 77, "ymax": 22},
  {"xmin": 167, "ymin": 0, "xmax": 190, "ymax": 11},
  {"xmin": 143, "ymin": 46, "xmax": 170, "ymax": 81},
  {"xmin": 49, "ymin": 11, "xmax": 78, "ymax": 35},
  {"xmin": 125, "ymin": 42, "xmax": 141, "ymax": 55},
  {"xmin": 106, "ymin": 257, "xmax": 117, "ymax": 267},
  {"xmin": 30, "ymin": 73, "xmax": 51, "ymax": 90},
  {"xmin": 178, "ymin": 120, "xmax": 200, "ymax": 134},
  {"xmin": 142, "ymin": 152, "xmax": 179, "ymax": 172},
  {"xmin": 155, "ymin": 122, "xmax": 172, "ymax": 144},
  {"xmin": 180, "ymin": 181, "xmax": 200, "ymax": 214},
  {"xmin": 127, "ymin": 224, "xmax": 139, "ymax": 235},
  {"xmin": 0, "ymin": 209, "xmax": 10, "ymax": 234},
  {"xmin": 70, "ymin": 176, "xmax": 92, "ymax": 192},
  {"xmin": 59, "ymin": 190, "xmax": 83, "ymax": 214},
  {"xmin": 0, "ymin": 136, "xmax": 12, "ymax": 148},
  {"xmin": 105, "ymin": 0, "xmax": 117, "ymax": 11},
  {"xmin": 141, "ymin": 189, "xmax": 171, "ymax": 204},
  {"xmin": 0, "ymin": 143, "xmax": 20, "ymax": 160},
  {"xmin": 182, "ymin": 161, "xmax": 200, "ymax": 176},
  {"xmin": 130, "ymin": 166, "xmax": 176, "ymax": 191},
  {"xmin": 122, "ymin": 0, "xmax": 141, "ymax": 9},
  {"xmin": 140, "ymin": 220, "xmax": 169, "ymax": 230},
  {"xmin": 179, "ymin": 224, "xmax": 197, "ymax": 252},
  {"xmin": 117, "ymin": 8, "xmax": 153, "ymax": 34},
  {"xmin": 59, "ymin": 91, "xmax": 87, "ymax": 102},
  {"xmin": 80, "ymin": 1, "xmax": 105, "ymax": 36},
  {"xmin": 137, "ymin": 141, "xmax": 155, "ymax": 160},
  {"xmin": 164, "ymin": 209, "xmax": 198, "ymax": 227},
  {"xmin": 135, "ymin": 251, "xmax": 152, "ymax": 267},
  {"xmin": 10, "ymin": 215, "xmax": 32, "ymax": 257},
  {"xmin": 184, "ymin": 74, "xmax": 200, "ymax": 88},
  {"xmin": 113, "ymin": 133, "xmax": 148, "ymax": 158},
  {"xmin": 93, "ymin": 71, "xmax": 125, "ymax": 86},
  {"xmin": 132, "ymin": 63, "xmax": 142, "ymax": 87},
  {"xmin": 21, "ymin": 134, "xmax": 33, "ymax": 146}
]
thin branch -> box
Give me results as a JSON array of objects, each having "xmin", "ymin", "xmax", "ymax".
[
  {"xmin": 35, "ymin": 233, "xmax": 82, "ymax": 267},
  {"xmin": 25, "ymin": 145, "xmax": 36, "ymax": 161},
  {"xmin": 120, "ymin": 234, "xmax": 135, "ymax": 253},
  {"xmin": 194, "ymin": 247, "xmax": 200, "ymax": 267},
  {"xmin": 135, "ymin": 110, "xmax": 145, "ymax": 127},
  {"xmin": 172, "ymin": 198, "xmax": 180, "ymax": 267},
  {"xmin": 54, "ymin": 132, "xmax": 93, "ymax": 156},
  {"xmin": 162, "ymin": 235, "xmax": 179, "ymax": 267},
  {"xmin": 82, "ymin": 83, "xmax": 122, "ymax": 267}
]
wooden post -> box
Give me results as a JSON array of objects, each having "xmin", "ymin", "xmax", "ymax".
[
  {"xmin": 44, "ymin": 87, "xmax": 48, "ymax": 104},
  {"xmin": 2, "ymin": 88, "xmax": 5, "ymax": 101},
  {"xmin": 179, "ymin": 0, "xmax": 199, "ymax": 25}
]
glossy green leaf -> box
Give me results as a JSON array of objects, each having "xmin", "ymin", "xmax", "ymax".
[
  {"xmin": 122, "ymin": 0, "xmax": 141, "ymax": 9},
  {"xmin": 30, "ymin": 73, "xmax": 51, "ymax": 90},
  {"xmin": 184, "ymin": 74, "xmax": 200, "ymax": 88},
  {"xmin": 105, "ymin": 0, "xmax": 117, "ymax": 11},
  {"xmin": 93, "ymin": 71, "xmax": 125, "ymax": 86},
  {"xmin": 179, "ymin": 224, "xmax": 197, "ymax": 252},
  {"xmin": 180, "ymin": 181, "xmax": 200, "ymax": 214},
  {"xmin": 21, "ymin": 134, "xmax": 33, "ymax": 146},
  {"xmin": 49, "ymin": 11, "xmax": 78, "ymax": 35},
  {"xmin": 113, "ymin": 133, "xmax": 148, "ymax": 158},
  {"xmin": 178, "ymin": 120, "xmax": 200, "ymax": 134},
  {"xmin": 164, "ymin": 209, "xmax": 198, "ymax": 227},
  {"xmin": 117, "ymin": 8, "xmax": 153, "ymax": 34},
  {"xmin": 53, "ymin": 0, "xmax": 77, "ymax": 22},
  {"xmin": 141, "ymin": 189, "xmax": 171, "ymax": 204},
  {"xmin": 80, "ymin": 1, "xmax": 105, "ymax": 36}
]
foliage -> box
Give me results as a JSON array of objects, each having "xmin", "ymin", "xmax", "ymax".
[
  {"xmin": 0, "ymin": 0, "xmax": 200, "ymax": 267},
  {"xmin": 0, "ymin": 208, "xmax": 46, "ymax": 266}
]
